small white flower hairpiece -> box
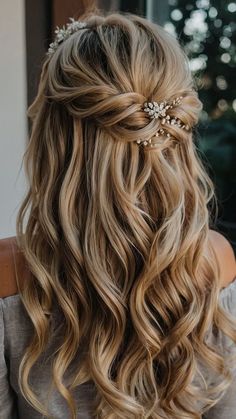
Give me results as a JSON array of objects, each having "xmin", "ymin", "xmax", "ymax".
[
  {"xmin": 48, "ymin": 17, "xmax": 87, "ymax": 56},
  {"xmin": 136, "ymin": 96, "xmax": 190, "ymax": 147}
]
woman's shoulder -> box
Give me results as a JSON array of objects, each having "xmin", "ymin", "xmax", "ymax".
[
  {"xmin": 0, "ymin": 235, "xmax": 27, "ymax": 299},
  {"xmin": 0, "ymin": 231, "xmax": 235, "ymax": 300},
  {"xmin": 208, "ymin": 230, "xmax": 236, "ymax": 288}
]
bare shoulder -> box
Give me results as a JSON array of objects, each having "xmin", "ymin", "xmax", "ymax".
[
  {"xmin": 0, "ymin": 236, "xmax": 25, "ymax": 298},
  {"xmin": 209, "ymin": 229, "xmax": 236, "ymax": 288}
]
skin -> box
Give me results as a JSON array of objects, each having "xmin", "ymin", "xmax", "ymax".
[
  {"xmin": 0, "ymin": 230, "xmax": 235, "ymax": 298},
  {"xmin": 208, "ymin": 229, "xmax": 236, "ymax": 288}
]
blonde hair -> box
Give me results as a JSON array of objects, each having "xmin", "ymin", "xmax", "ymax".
[{"xmin": 16, "ymin": 10, "xmax": 236, "ymax": 419}]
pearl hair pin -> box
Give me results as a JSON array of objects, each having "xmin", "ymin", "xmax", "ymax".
[
  {"xmin": 47, "ymin": 20, "xmax": 189, "ymax": 150},
  {"xmin": 136, "ymin": 96, "xmax": 190, "ymax": 147},
  {"xmin": 48, "ymin": 18, "xmax": 87, "ymax": 55}
]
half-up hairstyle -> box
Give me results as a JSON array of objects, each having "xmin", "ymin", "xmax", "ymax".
[{"xmin": 16, "ymin": 10, "xmax": 236, "ymax": 419}]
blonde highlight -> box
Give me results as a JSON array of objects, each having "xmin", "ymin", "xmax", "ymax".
[{"xmin": 16, "ymin": 10, "xmax": 236, "ymax": 419}]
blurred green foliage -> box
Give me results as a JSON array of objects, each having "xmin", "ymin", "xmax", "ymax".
[
  {"xmin": 167, "ymin": 0, "xmax": 236, "ymax": 120},
  {"xmin": 197, "ymin": 119, "xmax": 236, "ymax": 246},
  {"xmin": 166, "ymin": 0, "xmax": 236, "ymax": 248}
]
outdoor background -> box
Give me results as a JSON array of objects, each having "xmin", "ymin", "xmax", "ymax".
[{"xmin": 0, "ymin": 0, "xmax": 235, "ymax": 250}]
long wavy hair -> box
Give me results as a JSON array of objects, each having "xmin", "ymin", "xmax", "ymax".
[{"xmin": 16, "ymin": 10, "xmax": 236, "ymax": 419}]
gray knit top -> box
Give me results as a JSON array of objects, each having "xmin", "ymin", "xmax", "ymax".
[{"xmin": 1, "ymin": 279, "xmax": 236, "ymax": 419}]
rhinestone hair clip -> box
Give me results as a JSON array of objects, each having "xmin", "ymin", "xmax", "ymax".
[
  {"xmin": 136, "ymin": 96, "xmax": 190, "ymax": 147},
  {"xmin": 48, "ymin": 17, "xmax": 87, "ymax": 55}
]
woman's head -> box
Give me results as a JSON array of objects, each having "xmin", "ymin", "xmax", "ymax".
[
  {"xmin": 26, "ymin": 11, "xmax": 208, "ymax": 261},
  {"xmin": 16, "ymin": 10, "xmax": 234, "ymax": 419},
  {"xmin": 31, "ymin": 12, "xmax": 202, "ymax": 142}
]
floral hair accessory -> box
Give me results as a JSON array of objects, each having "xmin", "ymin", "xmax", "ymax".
[
  {"xmin": 136, "ymin": 96, "xmax": 190, "ymax": 147},
  {"xmin": 48, "ymin": 17, "xmax": 87, "ymax": 56}
]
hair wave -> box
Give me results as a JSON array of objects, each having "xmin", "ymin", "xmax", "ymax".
[{"xmin": 16, "ymin": 10, "xmax": 236, "ymax": 419}]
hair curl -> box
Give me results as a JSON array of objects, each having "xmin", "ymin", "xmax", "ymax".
[{"xmin": 16, "ymin": 10, "xmax": 236, "ymax": 419}]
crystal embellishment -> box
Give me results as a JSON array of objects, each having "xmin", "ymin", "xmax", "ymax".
[
  {"xmin": 136, "ymin": 96, "xmax": 189, "ymax": 148},
  {"xmin": 143, "ymin": 97, "xmax": 182, "ymax": 120},
  {"xmin": 143, "ymin": 101, "xmax": 170, "ymax": 119},
  {"xmin": 48, "ymin": 17, "xmax": 87, "ymax": 55}
]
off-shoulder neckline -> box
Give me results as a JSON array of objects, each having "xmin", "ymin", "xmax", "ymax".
[
  {"xmin": 0, "ymin": 293, "xmax": 21, "ymax": 301},
  {"xmin": 219, "ymin": 276, "xmax": 236, "ymax": 297},
  {"xmin": 1, "ymin": 277, "xmax": 236, "ymax": 303}
]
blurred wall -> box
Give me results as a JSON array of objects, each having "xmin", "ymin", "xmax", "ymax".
[{"xmin": 0, "ymin": 0, "xmax": 27, "ymax": 238}]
